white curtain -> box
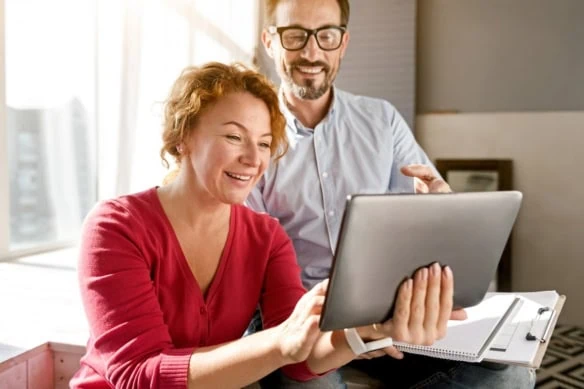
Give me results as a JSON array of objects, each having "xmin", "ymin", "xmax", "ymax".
[{"xmin": 97, "ymin": 0, "xmax": 260, "ymax": 200}]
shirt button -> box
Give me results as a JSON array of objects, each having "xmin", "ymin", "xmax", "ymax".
[
  {"xmin": 328, "ymin": 211, "xmax": 335, "ymax": 217},
  {"xmin": 200, "ymin": 307, "xmax": 206, "ymax": 315},
  {"xmin": 322, "ymin": 172, "xmax": 328, "ymax": 178}
]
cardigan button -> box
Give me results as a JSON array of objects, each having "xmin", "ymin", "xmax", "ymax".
[{"xmin": 200, "ymin": 307, "xmax": 206, "ymax": 315}]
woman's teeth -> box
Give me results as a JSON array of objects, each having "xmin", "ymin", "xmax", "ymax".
[{"xmin": 226, "ymin": 172, "xmax": 252, "ymax": 181}]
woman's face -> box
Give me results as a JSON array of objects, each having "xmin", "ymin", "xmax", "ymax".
[{"xmin": 184, "ymin": 91, "xmax": 273, "ymax": 205}]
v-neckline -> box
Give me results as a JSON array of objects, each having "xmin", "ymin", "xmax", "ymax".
[{"xmin": 151, "ymin": 187, "xmax": 236, "ymax": 306}]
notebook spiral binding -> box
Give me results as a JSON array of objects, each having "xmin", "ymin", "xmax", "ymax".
[{"xmin": 394, "ymin": 343, "xmax": 479, "ymax": 362}]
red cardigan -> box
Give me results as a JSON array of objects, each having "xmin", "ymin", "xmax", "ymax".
[{"xmin": 71, "ymin": 188, "xmax": 316, "ymax": 388}]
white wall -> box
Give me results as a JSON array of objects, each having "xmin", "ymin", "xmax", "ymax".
[
  {"xmin": 416, "ymin": 111, "xmax": 584, "ymax": 326},
  {"xmin": 417, "ymin": 0, "xmax": 584, "ymax": 113},
  {"xmin": 336, "ymin": 0, "xmax": 416, "ymax": 127}
]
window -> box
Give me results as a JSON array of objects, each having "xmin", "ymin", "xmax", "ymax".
[
  {"xmin": 1, "ymin": 0, "xmax": 260, "ymax": 259},
  {"xmin": 1, "ymin": 0, "xmax": 97, "ymax": 257}
]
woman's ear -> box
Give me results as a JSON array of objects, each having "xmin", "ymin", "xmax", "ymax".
[{"xmin": 177, "ymin": 142, "xmax": 192, "ymax": 156}]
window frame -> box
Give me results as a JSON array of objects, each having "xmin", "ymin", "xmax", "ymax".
[
  {"xmin": 0, "ymin": 0, "xmax": 98, "ymax": 261},
  {"xmin": 1, "ymin": 0, "xmax": 10, "ymax": 260}
]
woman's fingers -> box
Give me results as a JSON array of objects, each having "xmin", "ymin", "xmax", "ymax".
[
  {"xmin": 377, "ymin": 264, "xmax": 457, "ymax": 349},
  {"xmin": 423, "ymin": 263, "xmax": 442, "ymax": 340},
  {"xmin": 317, "ymin": 278, "xmax": 329, "ymax": 294},
  {"xmin": 450, "ymin": 308, "xmax": 468, "ymax": 321},
  {"xmin": 357, "ymin": 350, "xmax": 386, "ymax": 360},
  {"xmin": 381, "ymin": 264, "xmax": 456, "ymax": 346},
  {"xmin": 437, "ymin": 266, "xmax": 454, "ymax": 338},
  {"xmin": 296, "ymin": 281, "xmax": 328, "ymax": 334},
  {"xmin": 383, "ymin": 346, "xmax": 404, "ymax": 360},
  {"xmin": 357, "ymin": 346, "xmax": 404, "ymax": 360},
  {"xmin": 300, "ymin": 295, "xmax": 325, "ymax": 321},
  {"xmin": 302, "ymin": 314, "xmax": 321, "ymax": 340},
  {"xmin": 294, "ymin": 279, "xmax": 328, "ymax": 318},
  {"xmin": 389, "ymin": 278, "xmax": 412, "ymax": 340},
  {"xmin": 278, "ymin": 281, "xmax": 329, "ymax": 363},
  {"xmin": 408, "ymin": 267, "xmax": 429, "ymax": 339},
  {"xmin": 308, "ymin": 279, "xmax": 329, "ymax": 299}
]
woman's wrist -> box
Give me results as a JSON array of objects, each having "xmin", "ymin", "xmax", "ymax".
[
  {"xmin": 270, "ymin": 325, "xmax": 298, "ymax": 366},
  {"xmin": 356, "ymin": 324, "xmax": 380, "ymax": 341},
  {"xmin": 344, "ymin": 328, "xmax": 368, "ymax": 355},
  {"xmin": 356, "ymin": 326, "xmax": 369, "ymax": 340},
  {"xmin": 344, "ymin": 327, "xmax": 394, "ymax": 355}
]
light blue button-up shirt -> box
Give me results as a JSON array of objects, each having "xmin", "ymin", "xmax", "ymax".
[{"xmin": 247, "ymin": 87, "xmax": 435, "ymax": 289}]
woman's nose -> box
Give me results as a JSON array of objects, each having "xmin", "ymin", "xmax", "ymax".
[{"xmin": 240, "ymin": 144, "xmax": 260, "ymax": 167}]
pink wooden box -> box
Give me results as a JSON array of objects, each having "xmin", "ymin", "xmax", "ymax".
[{"xmin": 0, "ymin": 342, "xmax": 85, "ymax": 389}]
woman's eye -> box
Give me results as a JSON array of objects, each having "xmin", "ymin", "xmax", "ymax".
[
  {"xmin": 226, "ymin": 135, "xmax": 241, "ymax": 141},
  {"xmin": 259, "ymin": 142, "xmax": 271, "ymax": 149}
]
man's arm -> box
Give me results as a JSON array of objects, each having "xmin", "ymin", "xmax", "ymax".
[{"xmin": 386, "ymin": 105, "xmax": 450, "ymax": 193}]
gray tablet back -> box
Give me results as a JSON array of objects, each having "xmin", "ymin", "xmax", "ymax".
[{"xmin": 319, "ymin": 191, "xmax": 522, "ymax": 331}]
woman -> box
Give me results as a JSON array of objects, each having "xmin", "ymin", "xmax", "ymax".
[{"xmin": 71, "ymin": 62, "xmax": 457, "ymax": 388}]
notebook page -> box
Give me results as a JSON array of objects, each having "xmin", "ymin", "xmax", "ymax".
[{"xmin": 394, "ymin": 294, "xmax": 519, "ymax": 362}]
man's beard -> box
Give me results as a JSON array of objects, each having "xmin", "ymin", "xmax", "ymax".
[{"xmin": 284, "ymin": 60, "xmax": 335, "ymax": 100}]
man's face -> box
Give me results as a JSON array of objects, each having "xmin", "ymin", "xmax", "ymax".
[{"xmin": 263, "ymin": 0, "xmax": 349, "ymax": 100}]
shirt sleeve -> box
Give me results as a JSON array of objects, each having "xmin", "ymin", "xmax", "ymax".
[
  {"xmin": 258, "ymin": 220, "xmax": 321, "ymax": 382},
  {"xmin": 385, "ymin": 103, "xmax": 440, "ymax": 193},
  {"xmin": 78, "ymin": 200, "xmax": 193, "ymax": 389},
  {"xmin": 245, "ymin": 177, "xmax": 268, "ymax": 213}
]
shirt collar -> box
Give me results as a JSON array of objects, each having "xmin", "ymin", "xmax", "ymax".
[{"xmin": 278, "ymin": 86, "xmax": 338, "ymax": 133}]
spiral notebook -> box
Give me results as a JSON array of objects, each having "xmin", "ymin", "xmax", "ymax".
[{"xmin": 393, "ymin": 294, "xmax": 521, "ymax": 363}]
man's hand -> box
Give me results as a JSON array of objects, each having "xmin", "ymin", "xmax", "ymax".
[{"xmin": 400, "ymin": 164, "xmax": 451, "ymax": 193}]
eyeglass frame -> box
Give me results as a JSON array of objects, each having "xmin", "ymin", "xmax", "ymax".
[{"xmin": 267, "ymin": 25, "xmax": 347, "ymax": 51}]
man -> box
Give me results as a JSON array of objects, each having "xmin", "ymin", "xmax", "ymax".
[{"xmin": 247, "ymin": 0, "xmax": 535, "ymax": 387}]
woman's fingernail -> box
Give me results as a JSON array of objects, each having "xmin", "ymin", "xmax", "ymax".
[
  {"xmin": 429, "ymin": 262, "xmax": 437, "ymax": 276},
  {"xmin": 444, "ymin": 265, "xmax": 452, "ymax": 279}
]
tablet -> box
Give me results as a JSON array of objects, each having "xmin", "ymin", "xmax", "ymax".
[{"xmin": 319, "ymin": 191, "xmax": 523, "ymax": 331}]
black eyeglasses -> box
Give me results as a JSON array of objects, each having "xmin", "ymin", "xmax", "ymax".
[{"xmin": 268, "ymin": 25, "xmax": 347, "ymax": 51}]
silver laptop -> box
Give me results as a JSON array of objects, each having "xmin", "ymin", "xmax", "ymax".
[{"xmin": 319, "ymin": 191, "xmax": 522, "ymax": 331}]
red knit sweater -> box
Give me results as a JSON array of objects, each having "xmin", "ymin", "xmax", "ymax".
[{"xmin": 70, "ymin": 187, "xmax": 316, "ymax": 388}]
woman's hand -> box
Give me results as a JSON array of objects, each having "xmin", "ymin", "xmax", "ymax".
[
  {"xmin": 356, "ymin": 263, "xmax": 466, "ymax": 359},
  {"xmin": 276, "ymin": 279, "xmax": 328, "ymax": 364}
]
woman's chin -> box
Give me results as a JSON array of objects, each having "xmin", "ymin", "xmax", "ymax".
[{"xmin": 218, "ymin": 191, "xmax": 250, "ymax": 205}]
